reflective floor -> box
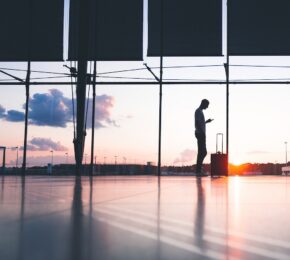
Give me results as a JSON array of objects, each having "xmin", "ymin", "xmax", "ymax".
[{"xmin": 1, "ymin": 176, "xmax": 290, "ymax": 260}]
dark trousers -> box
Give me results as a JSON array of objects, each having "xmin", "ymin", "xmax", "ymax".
[{"xmin": 195, "ymin": 133, "xmax": 207, "ymax": 173}]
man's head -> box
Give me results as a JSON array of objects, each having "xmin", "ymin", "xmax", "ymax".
[{"xmin": 200, "ymin": 99, "xmax": 209, "ymax": 110}]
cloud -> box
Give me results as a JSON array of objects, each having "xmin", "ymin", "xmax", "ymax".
[
  {"xmin": 0, "ymin": 105, "xmax": 5, "ymax": 118},
  {"xmin": 28, "ymin": 89, "xmax": 72, "ymax": 127},
  {"xmin": 173, "ymin": 149, "xmax": 196, "ymax": 164},
  {"xmin": 6, "ymin": 110, "xmax": 25, "ymax": 122},
  {"xmin": 85, "ymin": 95, "xmax": 117, "ymax": 128},
  {"xmin": 21, "ymin": 137, "xmax": 68, "ymax": 151},
  {"xmin": 0, "ymin": 89, "xmax": 116, "ymax": 128}
]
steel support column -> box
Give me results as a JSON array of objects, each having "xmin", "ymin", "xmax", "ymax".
[
  {"xmin": 1, "ymin": 147, "xmax": 6, "ymax": 173},
  {"xmin": 22, "ymin": 61, "xmax": 31, "ymax": 175},
  {"xmin": 226, "ymin": 0, "xmax": 230, "ymax": 173},
  {"xmin": 74, "ymin": 0, "xmax": 90, "ymax": 174},
  {"xmin": 157, "ymin": 0, "xmax": 164, "ymax": 177},
  {"xmin": 90, "ymin": 61, "xmax": 97, "ymax": 176}
]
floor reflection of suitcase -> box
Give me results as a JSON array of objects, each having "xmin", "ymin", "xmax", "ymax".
[{"xmin": 211, "ymin": 133, "xmax": 228, "ymax": 176}]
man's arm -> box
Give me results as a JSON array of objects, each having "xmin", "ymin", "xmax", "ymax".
[{"xmin": 205, "ymin": 118, "xmax": 214, "ymax": 124}]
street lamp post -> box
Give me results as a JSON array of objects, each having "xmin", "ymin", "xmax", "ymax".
[
  {"xmin": 50, "ymin": 150, "xmax": 54, "ymax": 165},
  {"xmin": 285, "ymin": 142, "xmax": 288, "ymax": 167},
  {"xmin": 114, "ymin": 155, "xmax": 118, "ymax": 174},
  {"xmin": 16, "ymin": 146, "xmax": 19, "ymax": 168},
  {"xmin": 65, "ymin": 152, "xmax": 68, "ymax": 164}
]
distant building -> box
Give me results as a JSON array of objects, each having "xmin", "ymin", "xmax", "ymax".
[{"xmin": 282, "ymin": 166, "xmax": 290, "ymax": 175}]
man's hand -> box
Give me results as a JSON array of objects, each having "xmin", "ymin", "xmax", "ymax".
[{"xmin": 206, "ymin": 118, "xmax": 214, "ymax": 123}]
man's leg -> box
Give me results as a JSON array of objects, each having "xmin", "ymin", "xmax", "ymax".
[{"xmin": 196, "ymin": 134, "xmax": 207, "ymax": 173}]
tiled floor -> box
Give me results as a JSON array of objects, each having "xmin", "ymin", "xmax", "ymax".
[{"xmin": 0, "ymin": 175, "xmax": 290, "ymax": 260}]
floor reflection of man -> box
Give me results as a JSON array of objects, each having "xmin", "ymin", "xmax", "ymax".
[{"xmin": 194, "ymin": 177, "xmax": 205, "ymax": 249}]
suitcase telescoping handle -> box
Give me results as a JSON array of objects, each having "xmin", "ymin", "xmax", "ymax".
[{"xmin": 216, "ymin": 133, "xmax": 224, "ymax": 154}]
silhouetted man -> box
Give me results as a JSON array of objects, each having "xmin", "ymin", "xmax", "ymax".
[{"xmin": 195, "ymin": 99, "xmax": 213, "ymax": 176}]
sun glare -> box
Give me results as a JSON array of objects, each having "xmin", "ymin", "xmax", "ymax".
[
  {"xmin": 230, "ymin": 160, "xmax": 242, "ymax": 167},
  {"xmin": 229, "ymin": 160, "xmax": 245, "ymax": 176}
]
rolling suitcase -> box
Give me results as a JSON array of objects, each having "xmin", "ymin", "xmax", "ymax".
[{"xmin": 211, "ymin": 133, "xmax": 228, "ymax": 176}]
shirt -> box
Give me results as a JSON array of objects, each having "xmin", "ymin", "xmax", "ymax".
[{"xmin": 195, "ymin": 107, "xmax": 205, "ymax": 135}]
